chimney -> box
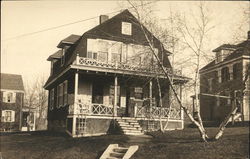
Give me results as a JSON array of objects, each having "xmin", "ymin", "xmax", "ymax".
[
  {"xmin": 248, "ymin": 31, "xmax": 250, "ymax": 40},
  {"xmin": 99, "ymin": 15, "xmax": 109, "ymax": 24}
]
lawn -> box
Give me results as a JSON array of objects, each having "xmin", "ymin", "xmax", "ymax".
[{"xmin": 0, "ymin": 127, "xmax": 249, "ymax": 159}]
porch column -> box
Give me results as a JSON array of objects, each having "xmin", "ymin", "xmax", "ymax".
[
  {"xmin": 114, "ymin": 76, "xmax": 118, "ymax": 116},
  {"xmin": 149, "ymin": 80, "xmax": 153, "ymax": 116},
  {"xmin": 73, "ymin": 70, "xmax": 79, "ymax": 136},
  {"xmin": 180, "ymin": 84, "xmax": 184, "ymax": 129}
]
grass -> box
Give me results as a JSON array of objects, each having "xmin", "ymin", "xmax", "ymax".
[{"xmin": 0, "ymin": 127, "xmax": 249, "ymax": 159}]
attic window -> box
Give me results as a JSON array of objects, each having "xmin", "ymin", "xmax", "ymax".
[{"xmin": 121, "ymin": 22, "xmax": 132, "ymax": 35}]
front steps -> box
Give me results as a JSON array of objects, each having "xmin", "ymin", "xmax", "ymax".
[
  {"xmin": 116, "ymin": 118, "xmax": 144, "ymax": 136},
  {"xmin": 100, "ymin": 144, "xmax": 138, "ymax": 159}
]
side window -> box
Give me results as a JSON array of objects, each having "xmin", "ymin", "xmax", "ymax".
[
  {"xmin": 49, "ymin": 89, "xmax": 54, "ymax": 110},
  {"xmin": 233, "ymin": 63, "xmax": 241, "ymax": 80},
  {"xmin": 221, "ymin": 67, "xmax": 229, "ymax": 82},
  {"xmin": 1, "ymin": 110, "xmax": 15, "ymax": 122}
]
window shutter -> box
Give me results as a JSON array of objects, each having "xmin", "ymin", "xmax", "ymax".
[
  {"xmin": 11, "ymin": 111, "xmax": 15, "ymax": 122},
  {"xmin": 12, "ymin": 92, "xmax": 16, "ymax": 103},
  {"xmin": 1, "ymin": 110, "xmax": 6, "ymax": 122},
  {"xmin": 3, "ymin": 92, "xmax": 7, "ymax": 102}
]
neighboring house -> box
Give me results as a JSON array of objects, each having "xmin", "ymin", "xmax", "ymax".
[
  {"xmin": 44, "ymin": 10, "xmax": 189, "ymax": 137},
  {"xmin": 200, "ymin": 31, "xmax": 250, "ymax": 122},
  {"xmin": 0, "ymin": 73, "xmax": 24, "ymax": 131}
]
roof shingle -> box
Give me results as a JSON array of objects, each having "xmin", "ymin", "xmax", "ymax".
[{"xmin": 1, "ymin": 73, "xmax": 24, "ymax": 91}]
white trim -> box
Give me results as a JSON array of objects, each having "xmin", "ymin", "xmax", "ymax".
[
  {"xmin": 200, "ymin": 55, "xmax": 250, "ymax": 74},
  {"xmin": 0, "ymin": 89, "xmax": 24, "ymax": 93},
  {"xmin": 67, "ymin": 115, "xmax": 183, "ymax": 122},
  {"xmin": 72, "ymin": 132, "xmax": 107, "ymax": 138}
]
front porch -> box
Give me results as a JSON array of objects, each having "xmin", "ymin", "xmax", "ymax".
[{"xmin": 66, "ymin": 71, "xmax": 184, "ymax": 137}]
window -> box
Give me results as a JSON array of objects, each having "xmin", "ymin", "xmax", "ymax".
[
  {"xmin": 63, "ymin": 81, "xmax": 68, "ymax": 105},
  {"xmin": 49, "ymin": 89, "xmax": 54, "ymax": 110},
  {"xmin": 92, "ymin": 83, "xmax": 104, "ymax": 104},
  {"xmin": 208, "ymin": 78, "xmax": 213, "ymax": 92},
  {"xmin": 134, "ymin": 87, "xmax": 143, "ymax": 100},
  {"xmin": 57, "ymin": 84, "xmax": 63, "ymax": 108},
  {"xmin": 121, "ymin": 22, "xmax": 132, "ymax": 35},
  {"xmin": 61, "ymin": 46, "xmax": 69, "ymax": 66},
  {"xmin": 1, "ymin": 110, "xmax": 15, "ymax": 122},
  {"xmin": 109, "ymin": 85, "xmax": 120, "ymax": 106},
  {"xmin": 111, "ymin": 42, "xmax": 122, "ymax": 63},
  {"xmin": 233, "ymin": 63, "xmax": 241, "ymax": 80},
  {"xmin": 3, "ymin": 92, "xmax": 16, "ymax": 103},
  {"xmin": 216, "ymin": 51, "xmax": 223, "ymax": 63},
  {"xmin": 98, "ymin": 40, "xmax": 108, "ymax": 62},
  {"xmin": 221, "ymin": 67, "xmax": 230, "ymax": 82}
]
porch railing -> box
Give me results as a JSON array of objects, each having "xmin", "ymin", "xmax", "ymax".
[
  {"xmin": 75, "ymin": 57, "xmax": 181, "ymax": 76},
  {"xmin": 136, "ymin": 106, "xmax": 181, "ymax": 119},
  {"xmin": 69, "ymin": 103, "xmax": 114, "ymax": 116}
]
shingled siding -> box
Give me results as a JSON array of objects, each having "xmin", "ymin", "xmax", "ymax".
[{"xmin": 0, "ymin": 92, "xmax": 23, "ymax": 131}]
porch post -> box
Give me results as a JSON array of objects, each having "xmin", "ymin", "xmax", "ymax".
[
  {"xmin": 73, "ymin": 70, "xmax": 79, "ymax": 136},
  {"xmin": 149, "ymin": 80, "xmax": 153, "ymax": 115},
  {"xmin": 114, "ymin": 76, "xmax": 118, "ymax": 116},
  {"xmin": 180, "ymin": 84, "xmax": 184, "ymax": 129}
]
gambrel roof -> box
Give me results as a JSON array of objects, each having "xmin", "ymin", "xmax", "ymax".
[{"xmin": 1, "ymin": 73, "xmax": 24, "ymax": 91}]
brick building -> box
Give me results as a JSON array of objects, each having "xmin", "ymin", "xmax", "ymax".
[{"xmin": 199, "ymin": 31, "xmax": 250, "ymax": 122}]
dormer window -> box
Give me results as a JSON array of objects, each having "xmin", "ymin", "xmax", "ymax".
[
  {"xmin": 121, "ymin": 22, "xmax": 132, "ymax": 35},
  {"xmin": 61, "ymin": 46, "xmax": 70, "ymax": 66}
]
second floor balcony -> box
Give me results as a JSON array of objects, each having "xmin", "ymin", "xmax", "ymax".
[{"xmin": 72, "ymin": 55, "xmax": 182, "ymax": 78}]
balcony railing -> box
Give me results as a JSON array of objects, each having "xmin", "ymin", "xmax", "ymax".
[
  {"xmin": 75, "ymin": 57, "xmax": 181, "ymax": 76},
  {"xmin": 69, "ymin": 103, "xmax": 114, "ymax": 116},
  {"xmin": 135, "ymin": 105, "xmax": 181, "ymax": 119}
]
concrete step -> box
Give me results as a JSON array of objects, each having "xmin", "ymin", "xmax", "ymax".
[
  {"xmin": 110, "ymin": 152, "xmax": 124, "ymax": 158},
  {"xmin": 121, "ymin": 126, "xmax": 142, "ymax": 131},
  {"xmin": 124, "ymin": 132, "xmax": 144, "ymax": 135},
  {"xmin": 123, "ymin": 130, "xmax": 142, "ymax": 134},
  {"xmin": 113, "ymin": 147, "xmax": 128, "ymax": 153}
]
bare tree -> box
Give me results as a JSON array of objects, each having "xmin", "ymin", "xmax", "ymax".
[{"xmin": 24, "ymin": 75, "xmax": 48, "ymax": 130}]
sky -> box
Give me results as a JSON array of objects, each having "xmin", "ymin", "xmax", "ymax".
[{"xmin": 1, "ymin": 1, "xmax": 249, "ymax": 86}]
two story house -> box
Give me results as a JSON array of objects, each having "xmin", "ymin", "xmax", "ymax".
[
  {"xmin": 200, "ymin": 31, "xmax": 250, "ymax": 122},
  {"xmin": 44, "ymin": 10, "xmax": 189, "ymax": 137},
  {"xmin": 0, "ymin": 73, "xmax": 24, "ymax": 131}
]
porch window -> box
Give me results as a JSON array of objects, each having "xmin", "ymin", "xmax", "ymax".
[
  {"xmin": 134, "ymin": 87, "xmax": 143, "ymax": 100},
  {"xmin": 3, "ymin": 91, "xmax": 16, "ymax": 103},
  {"xmin": 57, "ymin": 84, "xmax": 63, "ymax": 108},
  {"xmin": 63, "ymin": 80, "xmax": 68, "ymax": 105},
  {"xmin": 109, "ymin": 85, "xmax": 120, "ymax": 106},
  {"xmin": 49, "ymin": 89, "xmax": 54, "ymax": 110},
  {"xmin": 92, "ymin": 84, "xmax": 104, "ymax": 104},
  {"xmin": 1, "ymin": 110, "xmax": 15, "ymax": 122}
]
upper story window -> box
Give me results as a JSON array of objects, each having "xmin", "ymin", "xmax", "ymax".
[
  {"xmin": 215, "ymin": 51, "xmax": 223, "ymax": 63},
  {"xmin": 221, "ymin": 67, "xmax": 230, "ymax": 82},
  {"xmin": 111, "ymin": 42, "xmax": 122, "ymax": 63},
  {"xmin": 87, "ymin": 39, "xmax": 108, "ymax": 62},
  {"xmin": 215, "ymin": 49, "xmax": 234, "ymax": 63},
  {"xmin": 121, "ymin": 22, "xmax": 132, "ymax": 35},
  {"xmin": 61, "ymin": 46, "xmax": 70, "ymax": 66},
  {"xmin": 3, "ymin": 91, "xmax": 16, "ymax": 103},
  {"xmin": 233, "ymin": 63, "xmax": 241, "ymax": 80}
]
